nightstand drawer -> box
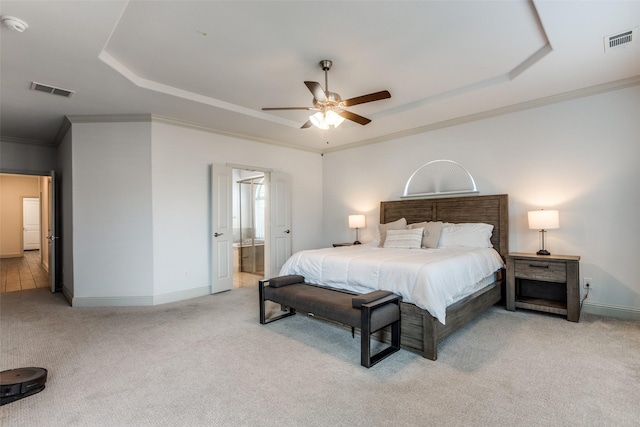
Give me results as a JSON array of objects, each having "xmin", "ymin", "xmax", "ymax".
[{"xmin": 514, "ymin": 260, "xmax": 566, "ymax": 283}]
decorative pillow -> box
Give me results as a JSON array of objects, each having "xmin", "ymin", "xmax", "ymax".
[
  {"xmin": 383, "ymin": 228, "xmax": 424, "ymax": 249},
  {"xmin": 377, "ymin": 217, "xmax": 407, "ymax": 247},
  {"xmin": 438, "ymin": 223, "xmax": 494, "ymax": 248},
  {"xmin": 408, "ymin": 221, "xmax": 443, "ymax": 248}
]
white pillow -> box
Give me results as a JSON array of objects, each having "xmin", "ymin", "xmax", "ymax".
[
  {"xmin": 383, "ymin": 228, "xmax": 424, "ymax": 249},
  {"xmin": 408, "ymin": 221, "xmax": 443, "ymax": 248},
  {"xmin": 377, "ymin": 217, "xmax": 407, "ymax": 247},
  {"xmin": 438, "ymin": 223, "xmax": 494, "ymax": 248}
]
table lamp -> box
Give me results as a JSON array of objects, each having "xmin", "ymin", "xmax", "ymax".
[
  {"xmin": 528, "ymin": 209, "xmax": 559, "ymax": 255},
  {"xmin": 348, "ymin": 214, "xmax": 365, "ymax": 245}
]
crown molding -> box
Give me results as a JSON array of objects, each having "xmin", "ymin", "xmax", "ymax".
[
  {"xmin": 150, "ymin": 114, "xmax": 323, "ymax": 154},
  {"xmin": 39, "ymin": 75, "xmax": 640, "ymax": 155},
  {"xmin": 65, "ymin": 114, "xmax": 153, "ymax": 124},
  {"xmin": 322, "ymin": 75, "xmax": 640, "ymax": 154},
  {"xmin": 0, "ymin": 135, "xmax": 53, "ymax": 147}
]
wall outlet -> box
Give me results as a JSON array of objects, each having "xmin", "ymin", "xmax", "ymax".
[{"xmin": 583, "ymin": 277, "xmax": 592, "ymax": 290}]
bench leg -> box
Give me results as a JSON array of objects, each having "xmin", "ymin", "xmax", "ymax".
[
  {"xmin": 259, "ymin": 280, "xmax": 296, "ymax": 325},
  {"xmin": 360, "ymin": 305, "xmax": 401, "ymax": 368}
]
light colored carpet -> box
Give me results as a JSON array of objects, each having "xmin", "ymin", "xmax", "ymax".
[{"xmin": 1, "ymin": 287, "xmax": 639, "ymax": 426}]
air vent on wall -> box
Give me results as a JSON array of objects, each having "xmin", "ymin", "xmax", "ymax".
[
  {"xmin": 30, "ymin": 82, "xmax": 75, "ymax": 98},
  {"xmin": 604, "ymin": 27, "xmax": 637, "ymax": 52}
]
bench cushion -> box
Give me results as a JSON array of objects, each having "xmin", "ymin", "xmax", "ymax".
[{"xmin": 264, "ymin": 284, "xmax": 399, "ymax": 330}]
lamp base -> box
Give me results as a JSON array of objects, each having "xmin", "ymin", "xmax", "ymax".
[{"xmin": 536, "ymin": 249, "xmax": 551, "ymax": 256}]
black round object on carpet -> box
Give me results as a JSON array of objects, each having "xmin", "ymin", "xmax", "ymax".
[{"xmin": 0, "ymin": 367, "xmax": 47, "ymax": 405}]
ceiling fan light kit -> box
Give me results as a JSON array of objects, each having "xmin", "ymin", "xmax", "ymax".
[
  {"xmin": 263, "ymin": 59, "xmax": 390, "ymax": 130},
  {"xmin": 1, "ymin": 15, "xmax": 29, "ymax": 32}
]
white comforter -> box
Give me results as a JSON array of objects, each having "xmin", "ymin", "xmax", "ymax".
[{"xmin": 279, "ymin": 244, "xmax": 504, "ymax": 324}]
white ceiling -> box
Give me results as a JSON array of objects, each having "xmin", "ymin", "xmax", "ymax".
[{"xmin": 1, "ymin": 1, "xmax": 639, "ymax": 153}]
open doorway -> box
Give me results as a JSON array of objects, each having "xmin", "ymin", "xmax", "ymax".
[
  {"xmin": 0, "ymin": 173, "xmax": 55, "ymax": 293},
  {"xmin": 211, "ymin": 164, "xmax": 291, "ymax": 294},
  {"xmin": 233, "ymin": 170, "xmax": 265, "ymax": 288}
]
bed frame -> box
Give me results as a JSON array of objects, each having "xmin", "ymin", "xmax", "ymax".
[{"xmin": 379, "ymin": 194, "xmax": 509, "ymax": 360}]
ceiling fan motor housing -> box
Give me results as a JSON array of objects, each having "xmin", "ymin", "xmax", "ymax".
[{"xmin": 313, "ymin": 91, "xmax": 342, "ymax": 109}]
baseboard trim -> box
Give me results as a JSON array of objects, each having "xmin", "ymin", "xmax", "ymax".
[
  {"xmin": 0, "ymin": 252, "xmax": 23, "ymax": 259},
  {"xmin": 72, "ymin": 295, "xmax": 154, "ymax": 307},
  {"xmin": 152, "ymin": 286, "xmax": 211, "ymax": 305},
  {"xmin": 62, "ymin": 285, "xmax": 73, "ymax": 305},
  {"xmin": 71, "ymin": 286, "xmax": 211, "ymax": 308},
  {"xmin": 582, "ymin": 301, "xmax": 640, "ymax": 321}
]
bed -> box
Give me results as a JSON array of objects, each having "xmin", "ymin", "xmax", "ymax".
[{"xmin": 281, "ymin": 194, "xmax": 509, "ymax": 360}]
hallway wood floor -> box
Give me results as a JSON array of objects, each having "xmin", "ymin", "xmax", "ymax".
[{"xmin": 0, "ymin": 250, "xmax": 50, "ymax": 293}]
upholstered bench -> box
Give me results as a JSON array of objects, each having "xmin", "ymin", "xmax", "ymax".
[{"xmin": 259, "ymin": 275, "xmax": 401, "ymax": 368}]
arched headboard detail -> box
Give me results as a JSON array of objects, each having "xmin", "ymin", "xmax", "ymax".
[{"xmin": 402, "ymin": 160, "xmax": 478, "ymax": 199}]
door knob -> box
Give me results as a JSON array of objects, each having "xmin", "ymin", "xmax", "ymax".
[
  {"xmin": 284, "ymin": 229, "xmax": 291, "ymax": 234},
  {"xmin": 214, "ymin": 232, "xmax": 224, "ymax": 237}
]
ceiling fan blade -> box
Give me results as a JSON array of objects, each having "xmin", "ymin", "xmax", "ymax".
[
  {"xmin": 342, "ymin": 90, "xmax": 391, "ymax": 107},
  {"xmin": 304, "ymin": 81, "xmax": 327, "ymax": 102},
  {"xmin": 337, "ymin": 110, "xmax": 371, "ymax": 125},
  {"xmin": 300, "ymin": 120, "xmax": 313, "ymax": 129},
  {"xmin": 262, "ymin": 107, "xmax": 314, "ymax": 111}
]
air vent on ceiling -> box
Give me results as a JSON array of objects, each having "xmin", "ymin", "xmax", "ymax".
[
  {"xmin": 30, "ymin": 82, "xmax": 74, "ymax": 98},
  {"xmin": 604, "ymin": 27, "xmax": 637, "ymax": 52}
]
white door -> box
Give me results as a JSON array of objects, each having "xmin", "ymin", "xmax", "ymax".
[
  {"xmin": 267, "ymin": 172, "xmax": 292, "ymax": 278},
  {"xmin": 211, "ymin": 164, "xmax": 233, "ymax": 293},
  {"xmin": 23, "ymin": 198, "xmax": 40, "ymax": 250},
  {"xmin": 47, "ymin": 172, "xmax": 58, "ymax": 292}
]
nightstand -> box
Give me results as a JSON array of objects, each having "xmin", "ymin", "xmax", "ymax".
[
  {"xmin": 332, "ymin": 242, "xmax": 355, "ymax": 247},
  {"xmin": 506, "ymin": 252, "xmax": 581, "ymax": 322}
]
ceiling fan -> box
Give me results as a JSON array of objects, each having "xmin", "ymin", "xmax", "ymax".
[{"xmin": 262, "ymin": 60, "xmax": 391, "ymax": 129}]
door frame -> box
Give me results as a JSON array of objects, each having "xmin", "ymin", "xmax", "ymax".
[
  {"xmin": 215, "ymin": 163, "xmax": 292, "ymax": 288},
  {"xmin": 0, "ymin": 170, "xmax": 59, "ymax": 292}
]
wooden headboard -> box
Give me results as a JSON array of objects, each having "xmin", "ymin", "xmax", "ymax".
[{"xmin": 380, "ymin": 194, "xmax": 509, "ymax": 258}]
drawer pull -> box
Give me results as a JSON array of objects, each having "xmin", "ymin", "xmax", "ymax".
[{"xmin": 529, "ymin": 264, "xmax": 549, "ymax": 269}]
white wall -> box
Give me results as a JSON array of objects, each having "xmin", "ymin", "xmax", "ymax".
[
  {"xmin": 150, "ymin": 121, "xmax": 324, "ymax": 300},
  {"xmin": 71, "ymin": 122, "xmax": 154, "ymax": 303},
  {"xmin": 0, "ymin": 140, "xmax": 57, "ymax": 174},
  {"xmin": 322, "ymin": 86, "xmax": 640, "ymax": 319}
]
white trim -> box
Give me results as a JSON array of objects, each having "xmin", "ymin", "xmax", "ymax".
[
  {"xmin": 0, "ymin": 252, "xmax": 23, "ymax": 258},
  {"xmin": 72, "ymin": 295, "xmax": 154, "ymax": 308},
  {"xmin": 70, "ymin": 286, "xmax": 212, "ymax": 308},
  {"xmin": 151, "ymin": 114, "xmax": 322, "ymax": 154},
  {"xmin": 152, "ymin": 286, "xmax": 211, "ymax": 306},
  {"xmin": 0, "ymin": 135, "xmax": 52, "ymax": 146},
  {"xmin": 66, "ymin": 114, "xmax": 152, "ymax": 124},
  {"xmin": 582, "ymin": 301, "xmax": 640, "ymax": 321},
  {"xmin": 52, "ymin": 76, "xmax": 640, "ymax": 156},
  {"xmin": 62, "ymin": 284, "xmax": 73, "ymax": 305},
  {"xmin": 323, "ymin": 75, "xmax": 640, "ymax": 154},
  {"xmin": 98, "ymin": 50, "xmax": 300, "ymax": 128}
]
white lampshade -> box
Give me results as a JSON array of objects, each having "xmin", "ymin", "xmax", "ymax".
[
  {"xmin": 309, "ymin": 112, "xmax": 329, "ymax": 129},
  {"xmin": 348, "ymin": 214, "xmax": 365, "ymax": 229},
  {"xmin": 325, "ymin": 110, "xmax": 345, "ymax": 127},
  {"xmin": 528, "ymin": 210, "xmax": 559, "ymax": 230},
  {"xmin": 309, "ymin": 110, "xmax": 344, "ymax": 129}
]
